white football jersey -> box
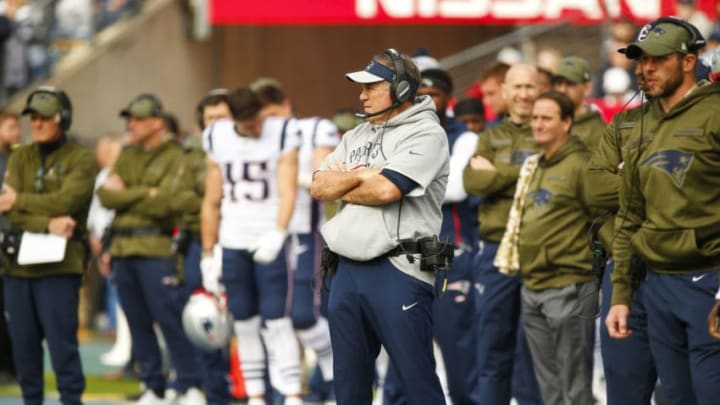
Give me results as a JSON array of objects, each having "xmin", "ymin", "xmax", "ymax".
[
  {"xmin": 203, "ymin": 117, "xmax": 300, "ymax": 249},
  {"xmin": 288, "ymin": 117, "xmax": 340, "ymax": 234}
]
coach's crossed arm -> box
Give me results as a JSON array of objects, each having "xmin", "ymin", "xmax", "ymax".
[{"xmin": 310, "ymin": 160, "xmax": 361, "ymax": 201}]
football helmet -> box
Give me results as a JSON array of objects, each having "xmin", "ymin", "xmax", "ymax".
[{"xmin": 182, "ymin": 291, "xmax": 232, "ymax": 351}]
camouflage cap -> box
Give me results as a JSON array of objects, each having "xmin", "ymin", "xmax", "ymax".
[
  {"xmin": 120, "ymin": 94, "xmax": 164, "ymax": 119},
  {"xmin": 21, "ymin": 91, "xmax": 62, "ymax": 117},
  {"xmin": 619, "ymin": 22, "xmax": 693, "ymax": 59},
  {"xmin": 552, "ymin": 56, "xmax": 591, "ymax": 84}
]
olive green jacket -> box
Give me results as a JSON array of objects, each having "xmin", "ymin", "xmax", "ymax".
[
  {"xmin": 97, "ymin": 139, "xmax": 191, "ymax": 257},
  {"xmin": 170, "ymin": 139, "xmax": 206, "ymax": 234},
  {"xmin": 573, "ymin": 105, "xmax": 606, "ymax": 151},
  {"xmin": 612, "ymin": 81, "xmax": 720, "ymax": 306},
  {"xmin": 1, "ymin": 140, "xmax": 95, "ymax": 278},
  {"xmin": 518, "ymin": 136, "xmax": 597, "ymax": 290},
  {"xmin": 585, "ymin": 106, "xmax": 647, "ymax": 248},
  {"xmin": 463, "ymin": 117, "xmax": 540, "ymax": 242}
]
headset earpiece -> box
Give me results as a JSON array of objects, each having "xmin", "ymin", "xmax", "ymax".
[
  {"xmin": 195, "ymin": 103, "xmax": 205, "ymax": 130},
  {"xmin": 24, "ymin": 86, "xmax": 73, "ymax": 131},
  {"xmin": 646, "ymin": 16, "xmax": 706, "ymax": 53},
  {"xmin": 384, "ymin": 48, "xmax": 414, "ymax": 104}
]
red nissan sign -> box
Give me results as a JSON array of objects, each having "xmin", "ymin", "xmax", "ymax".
[{"xmin": 211, "ymin": 0, "xmax": 715, "ymax": 25}]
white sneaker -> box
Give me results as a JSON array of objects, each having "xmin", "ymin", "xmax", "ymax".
[
  {"xmin": 99, "ymin": 340, "xmax": 132, "ymax": 367},
  {"xmin": 165, "ymin": 388, "xmax": 179, "ymax": 405},
  {"xmin": 283, "ymin": 397, "xmax": 303, "ymax": 405},
  {"xmin": 101, "ymin": 306, "xmax": 132, "ymax": 367},
  {"xmin": 248, "ymin": 398, "xmax": 267, "ymax": 405},
  {"xmin": 137, "ymin": 390, "xmax": 171, "ymax": 405},
  {"xmin": 178, "ymin": 387, "xmax": 206, "ymax": 405}
]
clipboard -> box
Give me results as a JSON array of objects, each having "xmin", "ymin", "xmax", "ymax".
[{"xmin": 17, "ymin": 232, "xmax": 67, "ymax": 265}]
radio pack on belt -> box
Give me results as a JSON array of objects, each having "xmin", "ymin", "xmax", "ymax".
[
  {"xmin": 389, "ymin": 235, "xmax": 456, "ymax": 273},
  {"xmin": 319, "ymin": 236, "xmax": 456, "ymax": 292}
]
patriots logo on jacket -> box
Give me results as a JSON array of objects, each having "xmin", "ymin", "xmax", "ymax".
[
  {"xmin": 527, "ymin": 188, "xmax": 553, "ymax": 214},
  {"xmin": 639, "ymin": 150, "xmax": 693, "ymax": 187}
]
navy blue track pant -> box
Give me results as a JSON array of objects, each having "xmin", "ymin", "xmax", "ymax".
[
  {"xmin": 328, "ymin": 255, "xmax": 444, "ymax": 405},
  {"xmin": 112, "ymin": 256, "xmax": 201, "ymax": 392},
  {"xmin": 290, "ymin": 232, "xmax": 323, "ymax": 329},
  {"xmin": 4, "ymin": 275, "xmax": 84, "ymax": 405},
  {"xmin": 183, "ymin": 240, "xmax": 231, "ymax": 405},
  {"xmin": 473, "ymin": 241, "xmax": 542, "ymax": 405},
  {"xmin": 600, "ymin": 260, "xmax": 657, "ymax": 405},
  {"xmin": 385, "ymin": 249, "xmax": 480, "ymax": 405},
  {"xmin": 643, "ymin": 269, "xmax": 720, "ymax": 405},
  {"xmin": 433, "ymin": 249, "xmax": 480, "ymax": 404}
]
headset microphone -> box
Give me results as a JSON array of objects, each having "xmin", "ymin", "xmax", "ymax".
[{"xmin": 355, "ymin": 102, "xmax": 399, "ymax": 119}]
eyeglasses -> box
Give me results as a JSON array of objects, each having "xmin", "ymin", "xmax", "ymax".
[{"xmin": 34, "ymin": 166, "xmax": 44, "ymax": 192}]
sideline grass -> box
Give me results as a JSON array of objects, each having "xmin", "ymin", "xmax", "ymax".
[{"xmin": 0, "ymin": 373, "xmax": 140, "ymax": 398}]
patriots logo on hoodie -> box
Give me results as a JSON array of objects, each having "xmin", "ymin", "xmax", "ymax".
[
  {"xmin": 527, "ymin": 188, "xmax": 553, "ymax": 214},
  {"xmin": 639, "ymin": 150, "xmax": 693, "ymax": 187}
]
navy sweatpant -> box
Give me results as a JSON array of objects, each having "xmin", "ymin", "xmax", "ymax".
[
  {"xmin": 183, "ymin": 240, "xmax": 231, "ymax": 405},
  {"xmin": 473, "ymin": 241, "xmax": 542, "ymax": 405},
  {"xmin": 385, "ymin": 249, "xmax": 480, "ymax": 405},
  {"xmin": 600, "ymin": 260, "xmax": 657, "ymax": 405},
  {"xmin": 643, "ymin": 269, "xmax": 720, "ymax": 405},
  {"xmin": 112, "ymin": 256, "xmax": 201, "ymax": 392},
  {"xmin": 4, "ymin": 275, "xmax": 84, "ymax": 405},
  {"xmin": 289, "ymin": 232, "xmax": 322, "ymax": 329},
  {"xmin": 328, "ymin": 255, "xmax": 444, "ymax": 405},
  {"xmin": 433, "ymin": 249, "xmax": 480, "ymax": 404}
]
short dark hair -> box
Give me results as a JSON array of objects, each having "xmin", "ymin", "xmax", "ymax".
[
  {"xmin": 196, "ymin": 89, "xmax": 230, "ymax": 129},
  {"xmin": 202, "ymin": 93, "xmax": 230, "ymax": 109},
  {"xmin": 481, "ymin": 62, "xmax": 510, "ymax": 83},
  {"xmin": 420, "ymin": 68, "xmax": 454, "ymax": 94},
  {"xmin": 228, "ymin": 87, "xmax": 262, "ymax": 121},
  {"xmin": 453, "ymin": 98, "xmax": 485, "ymax": 117},
  {"xmin": 535, "ymin": 91, "xmax": 575, "ymax": 123},
  {"xmin": 254, "ymin": 84, "xmax": 287, "ymax": 107}
]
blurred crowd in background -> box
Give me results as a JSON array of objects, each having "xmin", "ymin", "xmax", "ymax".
[{"xmin": 0, "ymin": 0, "xmax": 140, "ymax": 105}]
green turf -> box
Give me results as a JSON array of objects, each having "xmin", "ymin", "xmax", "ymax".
[{"xmin": 0, "ymin": 373, "xmax": 140, "ymax": 398}]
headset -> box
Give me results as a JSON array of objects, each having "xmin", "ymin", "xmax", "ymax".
[
  {"xmin": 356, "ymin": 49, "xmax": 418, "ymax": 119},
  {"xmin": 385, "ymin": 48, "xmax": 415, "ymax": 105},
  {"xmin": 24, "ymin": 86, "xmax": 73, "ymax": 130},
  {"xmin": 119, "ymin": 93, "xmax": 164, "ymax": 122},
  {"xmin": 639, "ymin": 16, "xmax": 706, "ymax": 53},
  {"xmin": 195, "ymin": 88, "xmax": 230, "ymax": 130}
]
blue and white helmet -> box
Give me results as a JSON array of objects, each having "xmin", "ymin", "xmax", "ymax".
[{"xmin": 182, "ymin": 292, "xmax": 233, "ymax": 351}]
